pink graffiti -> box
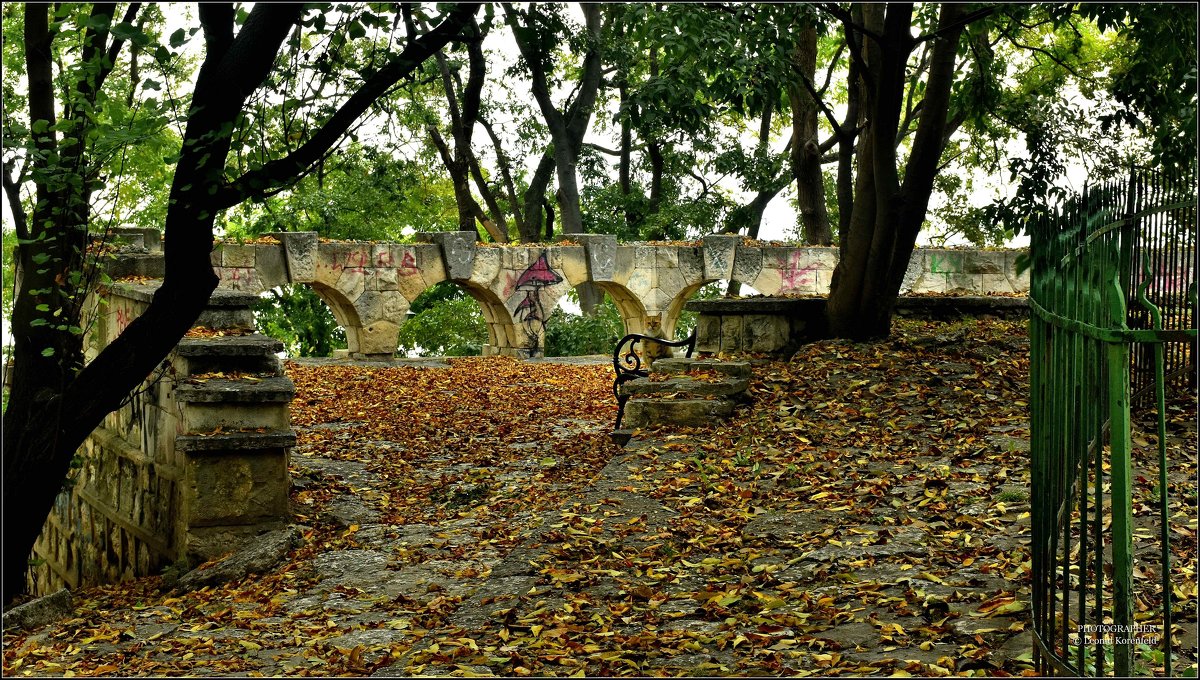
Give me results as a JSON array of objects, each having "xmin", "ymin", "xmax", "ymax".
[
  {"xmin": 782, "ymin": 252, "xmax": 819, "ymax": 291},
  {"xmin": 502, "ymin": 271, "xmax": 520, "ymax": 298}
]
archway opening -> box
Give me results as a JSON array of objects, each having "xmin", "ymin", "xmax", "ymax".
[
  {"xmin": 396, "ymin": 281, "xmax": 489, "ymax": 357},
  {"xmin": 252, "ymin": 284, "xmax": 349, "ymax": 358},
  {"xmin": 670, "ymin": 279, "xmax": 762, "ymax": 338},
  {"xmin": 542, "ymin": 288, "xmax": 628, "ymax": 357}
]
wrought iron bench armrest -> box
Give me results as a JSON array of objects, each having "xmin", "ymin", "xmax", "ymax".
[{"xmin": 611, "ymin": 330, "xmax": 697, "ymax": 430}]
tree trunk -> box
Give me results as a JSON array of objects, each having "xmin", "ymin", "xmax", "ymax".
[
  {"xmin": 824, "ymin": 3, "xmax": 966, "ymax": 340},
  {"xmin": 3, "ymin": 3, "xmax": 480, "ymax": 605},
  {"xmin": 789, "ymin": 23, "xmax": 833, "ymax": 246}
]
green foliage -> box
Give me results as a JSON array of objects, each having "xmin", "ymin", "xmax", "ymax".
[
  {"xmin": 253, "ymin": 285, "xmax": 345, "ymax": 357},
  {"xmin": 397, "ymin": 286, "xmax": 487, "ymax": 357},
  {"xmin": 544, "ymin": 293, "xmax": 625, "ymax": 357},
  {"xmin": 220, "ymin": 144, "xmax": 458, "ymax": 241}
]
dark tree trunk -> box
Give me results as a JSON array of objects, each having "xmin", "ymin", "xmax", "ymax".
[
  {"xmin": 789, "ymin": 23, "xmax": 833, "ymax": 246},
  {"xmin": 824, "ymin": 3, "xmax": 966, "ymax": 340},
  {"xmin": 3, "ymin": 3, "xmax": 479, "ymax": 606}
]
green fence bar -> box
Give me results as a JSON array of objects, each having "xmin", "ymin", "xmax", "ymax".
[{"xmin": 1029, "ymin": 165, "xmax": 1196, "ymax": 676}]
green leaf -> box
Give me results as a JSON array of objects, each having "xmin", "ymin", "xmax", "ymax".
[
  {"xmin": 41, "ymin": 347, "xmax": 55, "ymax": 357},
  {"xmin": 110, "ymin": 22, "xmax": 150, "ymax": 45},
  {"xmin": 169, "ymin": 28, "xmax": 187, "ymax": 48},
  {"xmin": 35, "ymin": 304, "xmax": 50, "ymax": 312}
]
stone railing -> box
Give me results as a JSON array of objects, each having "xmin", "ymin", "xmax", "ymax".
[{"xmin": 101, "ymin": 227, "xmax": 1029, "ymax": 359}]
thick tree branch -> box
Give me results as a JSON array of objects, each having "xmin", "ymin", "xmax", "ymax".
[
  {"xmin": 216, "ymin": 4, "xmax": 480, "ymax": 208},
  {"xmin": 2, "ymin": 158, "xmax": 28, "ymax": 241}
]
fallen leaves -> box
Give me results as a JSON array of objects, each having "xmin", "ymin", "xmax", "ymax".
[{"xmin": 3, "ymin": 319, "xmax": 1195, "ymax": 677}]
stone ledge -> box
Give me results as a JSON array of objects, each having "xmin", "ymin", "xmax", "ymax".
[
  {"xmin": 111, "ymin": 282, "xmax": 261, "ymax": 308},
  {"xmin": 175, "ymin": 430, "xmax": 296, "ymax": 452},
  {"xmin": 620, "ymin": 376, "xmax": 750, "ymax": 398},
  {"xmin": 175, "ymin": 335, "xmax": 284, "ymax": 357},
  {"xmin": 175, "ymin": 377, "xmax": 294, "ymax": 403},
  {"xmin": 652, "ymin": 358, "xmax": 753, "ymax": 378},
  {"xmin": 686, "ymin": 297, "xmax": 824, "ymax": 315},
  {"xmin": 625, "ymin": 398, "xmax": 735, "ymax": 428}
]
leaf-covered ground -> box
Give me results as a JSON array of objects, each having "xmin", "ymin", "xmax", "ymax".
[{"xmin": 3, "ymin": 318, "xmax": 1196, "ymax": 677}]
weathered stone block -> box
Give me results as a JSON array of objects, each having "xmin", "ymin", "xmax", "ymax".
[
  {"xmin": 271, "ymin": 232, "xmax": 318, "ymax": 283},
  {"xmin": 429, "ymin": 231, "xmax": 477, "ymax": 280},
  {"xmin": 900, "ymin": 251, "xmax": 925, "ymax": 293},
  {"xmin": 979, "ymin": 272, "xmax": 1018, "ymax": 294},
  {"xmin": 335, "ymin": 266, "xmax": 367, "ymax": 302},
  {"xmin": 626, "ymin": 270, "xmax": 653, "ymax": 298},
  {"xmin": 703, "ymin": 235, "xmax": 739, "ymax": 280},
  {"xmin": 732, "ymin": 246, "xmax": 763, "ymax": 286},
  {"xmin": 963, "ymin": 251, "xmax": 1005, "ymax": 274},
  {"xmin": 720, "ymin": 314, "xmax": 744, "ymax": 353},
  {"xmin": 611, "ymin": 247, "xmax": 636, "ymax": 285},
  {"xmin": 634, "ymin": 244, "xmax": 657, "ymax": 269},
  {"xmin": 469, "ymin": 246, "xmax": 502, "ymax": 288},
  {"xmin": 184, "ymin": 449, "xmax": 289, "ymax": 527},
  {"xmin": 373, "ymin": 267, "xmax": 399, "ymax": 291},
  {"xmin": 695, "ymin": 315, "xmax": 722, "ymax": 354},
  {"xmin": 357, "ymin": 320, "xmax": 400, "ymax": 356},
  {"xmin": 624, "ymin": 398, "xmax": 735, "ymax": 429},
  {"xmin": 926, "ymin": 250, "xmax": 964, "ymax": 275},
  {"xmin": 751, "ymin": 267, "xmax": 784, "ymax": 296},
  {"xmin": 182, "ymin": 402, "xmax": 290, "ymax": 433},
  {"xmin": 656, "ymin": 267, "xmax": 686, "ymax": 297},
  {"xmin": 744, "ymin": 314, "xmax": 790, "ymax": 353},
  {"xmin": 557, "ymin": 247, "xmax": 589, "ymax": 286},
  {"xmin": 577, "ymin": 234, "xmax": 617, "ymax": 281},
  {"xmin": 255, "ymin": 245, "xmax": 288, "ymax": 289},
  {"xmin": 656, "ymin": 248, "xmax": 680, "ymax": 269},
  {"xmin": 676, "ymin": 247, "xmax": 705, "ymax": 283},
  {"xmin": 220, "ymin": 243, "xmax": 257, "ymax": 268}
]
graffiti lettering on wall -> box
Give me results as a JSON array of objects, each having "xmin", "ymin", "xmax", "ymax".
[
  {"xmin": 781, "ymin": 251, "xmax": 819, "ymax": 291},
  {"xmin": 929, "ymin": 253, "xmax": 963, "ymax": 275},
  {"xmin": 115, "ymin": 307, "xmax": 132, "ymax": 334},
  {"xmin": 510, "ymin": 251, "xmax": 563, "ymax": 353},
  {"xmin": 344, "ymin": 250, "xmax": 368, "ymax": 275},
  {"xmin": 399, "ymin": 251, "xmax": 419, "ymax": 276}
]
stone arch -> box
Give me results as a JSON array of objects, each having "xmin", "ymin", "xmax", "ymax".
[
  {"xmin": 306, "ymin": 282, "xmax": 367, "ymax": 355},
  {"xmin": 460, "ymin": 281, "xmax": 520, "ymax": 357},
  {"xmin": 591, "ymin": 282, "xmax": 648, "ymax": 336},
  {"xmin": 662, "ymin": 279, "xmax": 717, "ymax": 339}
]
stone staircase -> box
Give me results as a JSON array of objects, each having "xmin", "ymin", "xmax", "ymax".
[{"xmin": 619, "ymin": 357, "xmax": 752, "ymax": 430}]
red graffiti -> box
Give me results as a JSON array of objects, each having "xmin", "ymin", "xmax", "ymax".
[
  {"xmin": 782, "ymin": 252, "xmax": 818, "ymax": 290},
  {"xmin": 344, "ymin": 250, "xmax": 367, "ymax": 274},
  {"xmin": 399, "ymin": 251, "xmax": 419, "ymax": 276},
  {"xmin": 115, "ymin": 308, "xmax": 131, "ymax": 333},
  {"xmin": 376, "ymin": 250, "xmax": 395, "ymax": 267}
]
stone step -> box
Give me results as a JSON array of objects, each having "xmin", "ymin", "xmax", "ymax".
[
  {"xmin": 175, "ymin": 376, "xmax": 295, "ymax": 404},
  {"xmin": 620, "ymin": 375, "xmax": 749, "ymax": 399},
  {"xmin": 650, "ymin": 357, "xmax": 752, "ymax": 379},
  {"xmin": 623, "ymin": 398, "xmax": 735, "ymax": 429},
  {"xmin": 175, "ymin": 335, "xmax": 285, "ymax": 376},
  {"xmin": 175, "ymin": 429, "xmax": 297, "ymax": 452}
]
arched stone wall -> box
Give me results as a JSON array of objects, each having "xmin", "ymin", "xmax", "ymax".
[{"xmin": 206, "ymin": 231, "xmax": 1032, "ymax": 358}]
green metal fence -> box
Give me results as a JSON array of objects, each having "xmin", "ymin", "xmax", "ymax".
[{"xmin": 1029, "ymin": 166, "xmax": 1197, "ymax": 676}]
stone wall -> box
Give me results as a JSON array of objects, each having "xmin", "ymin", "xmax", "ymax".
[
  {"xmin": 196, "ymin": 233, "xmax": 1030, "ymax": 359},
  {"xmin": 28, "ymin": 281, "xmax": 295, "ymax": 597}
]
